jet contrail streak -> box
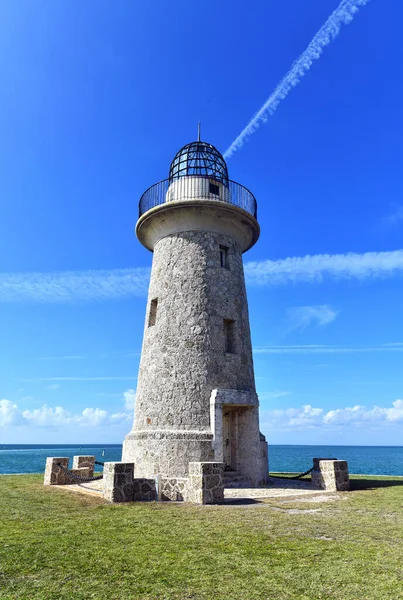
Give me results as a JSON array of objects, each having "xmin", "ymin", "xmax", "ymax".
[{"xmin": 224, "ymin": 0, "xmax": 371, "ymax": 159}]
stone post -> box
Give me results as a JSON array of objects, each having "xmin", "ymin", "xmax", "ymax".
[
  {"xmin": 103, "ymin": 462, "xmax": 135, "ymax": 503},
  {"xmin": 103, "ymin": 462, "xmax": 157, "ymax": 503},
  {"xmin": 186, "ymin": 462, "xmax": 224, "ymax": 504},
  {"xmin": 72, "ymin": 455, "xmax": 95, "ymax": 477},
  {"xmin": 44, "ymin": 457, "xmax": 70, "ymax": 485},
  {"xmin": 312, "ymin": 458, "xmax": 350, "ymax": 491}
]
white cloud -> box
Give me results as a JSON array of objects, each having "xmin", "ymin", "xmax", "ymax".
[
  {"xmin": 0, "ymin": 399, "xmax": 21, "ymax": 426},
  {"xmin": 22, "ymin": 405, "xmax": 71, "ymax": 427},
  {"xmin": 123, "ymin": 389, "xmax": 136, "ymax": 411},
  {"xmin": 323, "ymin": 400, "xmax": 403, "ymax": 425},
  {"xmin": 261, "ymin": 399, "xmax": 403, "ymax": 432},
  {"xmin": 1, "ymin": 249, "xmax": 403, "ymax": 304},
  {"xmin": 253, "ymin": 344, "xmax": 403, "ymax": 354},
  {"xmin": 286, "ymin": 305, "xmax": 339, "ymax": 333},
  {"xmin": 77, "ymin": 408, "xmax": 108, "ymax": 427},
  {"xmin": 110, "ymin": 412, "xmax": 132, "ymax": 424},
  {"xmin": 245, "ymin": 250, "xmax": 403, "ymax": 286},
  {"xmin": 385, "ymin": 400, "xmax": 403, "ymax": 422},
  {"xmin": 2, "ymin": 400, "xmax": 131, "ymax": 429}
]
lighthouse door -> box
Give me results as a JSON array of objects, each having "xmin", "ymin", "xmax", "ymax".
[{"xmin": 223, "ymin": 411, "xmax": 233, "ymax": 470}]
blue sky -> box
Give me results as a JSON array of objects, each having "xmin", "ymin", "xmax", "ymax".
[{"xmin": 1, "ymin": 0, "xmax": 403, "ymax": 445}]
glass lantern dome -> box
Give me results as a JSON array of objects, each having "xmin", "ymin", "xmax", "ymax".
[{"xmin": 168, "ymin": 141, "xmax": 229, "ymax": 185}]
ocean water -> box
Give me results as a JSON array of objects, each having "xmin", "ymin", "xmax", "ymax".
[{"xmin": 1, "ymin": 444, "xmax": 403, "ymax": 476}]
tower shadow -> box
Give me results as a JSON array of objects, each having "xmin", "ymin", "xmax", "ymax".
[{"xmin": 350, "ymin": 477, "xmax": 403, "ymax": 491}]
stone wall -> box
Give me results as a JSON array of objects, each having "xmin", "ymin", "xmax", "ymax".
[
  {"xmin": 102, "ymin": 461, "xmax": 224, "ymax": 505},
  {"xmin": 44, "ymin": 456, "xmax": 94, "ymax": 485},
  {"xmin": 123, "ymin": 432, "xmax": 214, "ymax": 479},
  {"xmin": 132, "ymin": 479, "xmax": 157, "ymax": 502},
  {"xmin": 158, "ymin": 476, "xmax": 188, "ymax": 502},
  {"xmin": 123, "ymin": 230, "xmax": 262, "ymax": 479},
  {"xmin": 72, "ymin": 455, "xmax": 95, "ymax": 476}
]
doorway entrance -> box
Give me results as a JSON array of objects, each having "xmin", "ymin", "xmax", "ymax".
[{"xmin": 223, "ymin": 410, "xmax": 237, "ymax": 471}]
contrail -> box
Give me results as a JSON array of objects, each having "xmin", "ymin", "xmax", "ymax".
[{"xmin": 224, "ymin": 0, "xmax": 371, "ymax": 159}]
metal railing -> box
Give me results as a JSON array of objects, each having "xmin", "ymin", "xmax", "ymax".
[{"xmin": 138, "ymin": 177, "xmax": 257, "ymax": 219}]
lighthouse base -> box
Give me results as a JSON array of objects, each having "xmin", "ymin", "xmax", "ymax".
[
  {"xmin": 122, "ymin": 430, "xmax": 215, "ymax": 479},
  {"xmin": 123, "ymin": 389, "xmax": 268, "ymax": 486}
]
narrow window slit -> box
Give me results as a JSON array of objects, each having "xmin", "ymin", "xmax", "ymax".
[
  {"xmin": 148, "ymin": 298, "xmax": 158, "ymax": 327},
  {"xmin": 224, "ymin": 319, "xmax": 235, "ymax": 354},
  {"xmin": 220, "ymin": 245, "xmax": 229, "ymax": 269}
]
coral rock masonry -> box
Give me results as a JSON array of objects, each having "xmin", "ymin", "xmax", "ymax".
[
  {"xmin": 122, "ymin": 139, "xmax": 268, "ymax": 495},
  {"xmin": 43, "ymin": 140, "xmax": 352, "ymax": 504}
]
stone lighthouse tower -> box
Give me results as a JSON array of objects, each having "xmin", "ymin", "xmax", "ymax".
[{"xmin": 122, "ymin": 137, "xmax": 268, "ymax": 487}]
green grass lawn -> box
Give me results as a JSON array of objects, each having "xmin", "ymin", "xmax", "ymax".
[{"xmin": 1, "ymin": 475, "xmax": 403, "ymax": 599}]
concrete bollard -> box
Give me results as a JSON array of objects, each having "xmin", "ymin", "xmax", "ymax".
[{"xmin": 312, "ymin": 458, "xmax": 350, "ymax": 491}]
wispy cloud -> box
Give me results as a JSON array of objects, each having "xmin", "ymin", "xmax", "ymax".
[
  {"xmin": 286, "ymin": 305, "xmax": 339, "ymax": 333},
  {"xmin": 0, "ymin": 267, "xmax": 150, "ymax": 303},
  {"xmin": 381, "ymin": 205, "xmax": 403, "ymax": 228},
  {"xmin": 224, "ymin": 0, "xmax": 371, "ymax": 158},
  {"xmin": 259, "ymin": 391, "xmax": 291, "ymax": 400},
  {"xmin": 32, "ymin": 355, "xmax": 87, "ymax": 361},
  {"xmin": 244, "ymin": 250, "xmax": 403, "ymax": 286},
  {"xmin": 1, "ymin": 249, "xmax": 403, "ymax": 304},
  {"xmin": 123, "ymin": 389, "xmax": 136, "ymax": 411},
  {"xmin": 254, "ymin": 344, "xmax": 403, "ymax": 354}
]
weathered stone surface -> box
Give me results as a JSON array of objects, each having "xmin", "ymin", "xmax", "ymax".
[
  {"xmin": 102, "ymin": 462, "xmax": 135, "ymax": 503},
  {"xmin": 133, "ymin": 479, "xmax": 156, "ymax": 502},
  {"xmin": 44, "ymin": 457, "xmax": 70, "ymax": 485},
  {"xmin": 312, "ymin": 459, "xmax": 350, "ymax": 492},
  {"xmin": 70, "ymin": 468, "xmax": 92, "ymax": 478},
  {"xmin": 72, "ymin": 455, "xmax": 95, "ymax": 477},
  {"xmin": 102, "ymin": 462, "xmax": 156, "ymax": 502},
  {"xmin": 159, "ymin": 477, "xmax": 188, "ymax": 501},
  {"xmin": 123, "ymin": 230, "xmax": 267, "ymax": 482},
  {"xmin": 312, "ymin": 457, "xmax": 337, "ymax": 471},
  {"xmin": 186, "ymin": 462, "xmax": 224, "ymax": 504}
]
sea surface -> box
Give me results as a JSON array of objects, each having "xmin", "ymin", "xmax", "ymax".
[{"xmin": 1, "ymin": 444, "xmax": 403, "ymax": 476}]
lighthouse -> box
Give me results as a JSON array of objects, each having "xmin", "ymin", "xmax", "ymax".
[{"xmin": 122, "ymin": 136, "xmax": 268, "ymax": 487}]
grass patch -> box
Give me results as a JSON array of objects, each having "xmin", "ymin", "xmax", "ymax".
[{"xmin": 1, "ymin": 475, "xmax": 403, "ymax": 599}]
